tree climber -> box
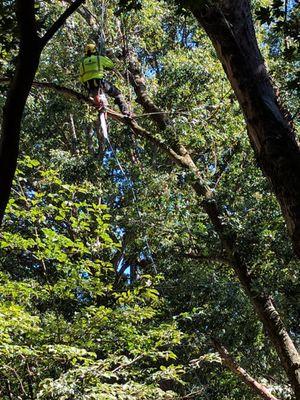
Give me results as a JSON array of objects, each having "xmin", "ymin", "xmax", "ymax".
[{"xmin": 79, "ymin": 43, "xmax": 130, "ymax": 116}]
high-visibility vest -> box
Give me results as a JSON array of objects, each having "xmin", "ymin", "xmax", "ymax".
[{"xmin": 79, "ymin": 55, "xmax": 114, "ymax": 83}]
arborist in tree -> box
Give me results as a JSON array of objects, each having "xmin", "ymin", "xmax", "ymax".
[{"xmin": 80, "ymin": 43, "xmax": 130, "ymax": 116}]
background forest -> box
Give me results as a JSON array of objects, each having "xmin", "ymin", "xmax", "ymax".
[{"xmin": 0, "ymin": 0, "xmax": 299, "ymax": 399}]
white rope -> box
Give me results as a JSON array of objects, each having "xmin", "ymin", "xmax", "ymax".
[{"xmin": 105, "ymin": 133, "xmax": 158, "ymax": 274}]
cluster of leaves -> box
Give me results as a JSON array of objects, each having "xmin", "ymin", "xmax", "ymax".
[
  {"xmin": 255, "ymin": 0, "xmax": 299, "ymax": 95},
  {"xmin": 0, "ymin": 0, "xmax": 18, "ymax": 74},
  {"xmin": 256, "ymin": 0, "xmax": 299, "ymax": 47},
  {"xmin": 0, "ymin": 157, "xmax": 184, "ymax": 399},
  {"xmin": 116, "ymin": 0, "xmax": 143, "ymax": 14}
]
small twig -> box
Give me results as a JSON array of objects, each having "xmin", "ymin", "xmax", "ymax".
[
  {"xmin": 181, "ymin": 389, "xmax": 204, "ymax": 399},
  {"xmin": 111, "ymin": 354, "xmax": 144, "ymax": 374},
  {"xmin": 3, "ymin": 365, "xmax": 27, "ymax": 397},
  {"xmin": 69, "ymin": 114, "xmax": 80, "ymax": 155},
  {"xmin": 213, "ymin": 139, "xmax": 242, "ymax": 188},
  {"xmin": 5, "ymin": 379, "xmax": 13, "ymax": 400}
]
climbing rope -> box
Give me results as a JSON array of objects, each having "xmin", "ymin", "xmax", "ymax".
[
  {"xmin": 104, "ymin": 128, "xmax": 158, "ymax": 274},
  {"xmin": 83, "ymin": 1, "xmax": 157, "ymax": 274},
  {"xmin": 98, "ymin": 0, "xmax": 106, "ymax": 55}
]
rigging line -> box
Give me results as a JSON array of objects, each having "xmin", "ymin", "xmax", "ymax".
[
  {"xmin": 97, "ymin": 0, "xmax": 106, "ymax": 55},
  {"xmin": 105, "ymin": 134, "xmax": 158, "ymax": 274},
  {"xmin": 121, "ymin": 18, "xmax": 133, "ymax": 113},
  {"xmin": 81, "ymin": 5, "xmax": 98, "ymax": 20},
  {"xmin": 125, "ymin": 89, "xmax": 232, "ymax": 120}
]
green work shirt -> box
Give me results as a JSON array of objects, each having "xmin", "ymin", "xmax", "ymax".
[{"xmin": 79, "ymin": 55, "xmax": 114, "ymax": 82}]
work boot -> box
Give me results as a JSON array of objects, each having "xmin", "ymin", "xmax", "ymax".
[{"xmin": 114, "ymin": 96, "xmax": 131, "ymax": 116}]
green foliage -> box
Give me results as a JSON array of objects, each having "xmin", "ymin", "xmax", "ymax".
[
  {"xmin": 0, "ymin": 158, "xmax": 183, "ymax": 399},
  {"xmin": 0, "ymin": 0, "xmax": 18, "ymax": 73},
  {"xmin": 1, "ymin": 0, "xmax": 299, "ymax": 398}
]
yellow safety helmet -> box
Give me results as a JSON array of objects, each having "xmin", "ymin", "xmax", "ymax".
[{"xmin": 85, "ymin": 43, "xmax": 97, "ymax": 56}]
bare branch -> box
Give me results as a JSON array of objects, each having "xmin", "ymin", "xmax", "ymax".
[
  {"xmin": 41, "ymin": 0, "xmax": 86, "ymax": 47},
  {"xmin": 179, "ymin": 251, "xmax": 228, "ymax": 264},
  {"xmin": 111, "ymin": 354, "xmax": 144, "ymax": 374},
  {"xmin": 212, "ymin": 339, "xmax": 280, "ymax": 400}
]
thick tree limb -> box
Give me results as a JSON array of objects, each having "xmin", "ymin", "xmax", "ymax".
[
  {"xmin": 211, "ymin": 339, "xmax": 280, "ymax": 400},
  {"xmin": 17, "ymin": 0, "xmax": 39, "ymax": 44},
  {"xmin": 185, "ymin": 0, "xmax": 300, "ymax": 260},
  {"xmin": 0, "ymin": 0, "xmax": 41, "ymax": 225},
  {"xmin": 0, "ymin": 78, "xmax": 86, "ymax": 102},
  {"xmin": 126, "ymin": 57, "xmax": 170, "ymax": 130}
]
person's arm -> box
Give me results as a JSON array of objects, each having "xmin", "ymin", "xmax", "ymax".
[
  {"xmin": 79, "ymin": 58, "xmax": 85, "ymax": 82},
  {"xmin": 100, "ymin": 56, "xmax": 114, "ymax": 70}
]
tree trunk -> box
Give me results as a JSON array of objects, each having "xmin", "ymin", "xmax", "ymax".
[
  {"xmin": 0, "ymin": 5, "xmax": 41, "ymax": 222},
  {"xmin": 0, "ymin": 60, "xmax": 39, "ymax": 217},
  {"xmin": 0, "ymin": 0, "xmax": 85, "ymax": 224},
  {"xmin": 186, "ymin": 0, "xmax": 300, "ymax": 258}
]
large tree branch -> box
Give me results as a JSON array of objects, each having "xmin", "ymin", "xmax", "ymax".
[
  {"xmin": 16, "ymin": 0, "xmax": 39, "ymax": 46},
  {"xmin": 211, "ymin": 339, "xmax": 280, "ymax": 400},
  {"xmin": 112, "ymin": 58, "xmax": 300, "ymax": 395},
  {"xmin": 185, "ymin": 0, "xmax": 300, "ymax": 260},
  {"xmin": 0, "ymin": 0, "xmax": 41, "ymax": 225},
  {"xmin": 126, "ymin": 57, "xmax": 170, "ymax": 130},
  {"xmin": 40, "ymin": 0, "xmax": 86, "ymax": 47}
]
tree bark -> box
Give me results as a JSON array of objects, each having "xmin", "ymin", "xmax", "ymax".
[
  {"xmin": 126, "ymin": 56, "xmax": 170, "ymax": 130},
  {"xmin": 212, "ymin": 339, "xmax": 280, "ymax": 400},
  {"xmin": 185, "ymin": 0, "xmax": 300, "ymax": 258}
]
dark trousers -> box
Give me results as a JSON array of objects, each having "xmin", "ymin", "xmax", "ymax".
[{"xmin": 85, "ymin": 79, "xmax": 129, "ymax": 114}]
